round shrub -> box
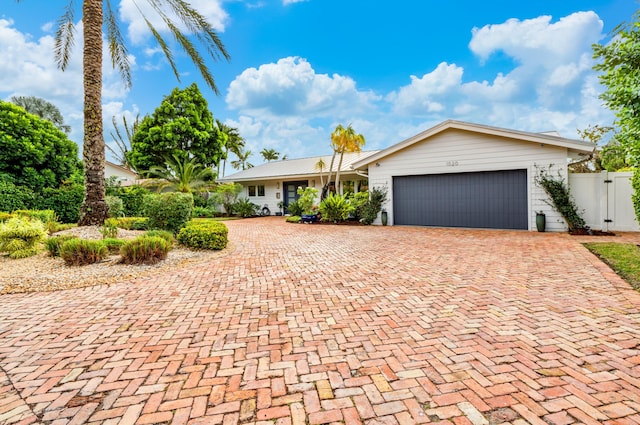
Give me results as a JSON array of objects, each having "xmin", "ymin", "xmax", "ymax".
[
  {"xmin": 0, "ymin": 216, "xmax": 47, "ymax": 259},
  {"xmin": 177, "ymin": 221, "xmax": 228, "ymax": 250},
  {"xmin": 143, "ymin": 192, "xmax": 194, "ymax": 234},
  {"xmin": 120, "ymin": 235, "xmax": 171, "ymax": 265},
  {"xmin": 105, "ymin": 195, "xmax": 124, "ymax": 218},
  {"xmin": 59, "ymin": 239, "xmax": 108, "ymax": 266},
  {"xmin": 45, "ymin": 234, "xmax": 79, "ymax": 257}
]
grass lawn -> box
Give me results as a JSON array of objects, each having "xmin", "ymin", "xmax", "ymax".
[{"xmin": 584, "ymin": 242, "xmax": 640, "ymax": 291}]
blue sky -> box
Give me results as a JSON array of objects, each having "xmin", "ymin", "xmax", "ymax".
[{"xmin": 0, "ymin": 0, "xmax": 637, "ymax": 172}]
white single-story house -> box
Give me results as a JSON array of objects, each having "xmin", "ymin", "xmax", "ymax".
[
  {"xmin": 105, "ymin": 161, "xmax": 139, "ymax": 187},
  {"xmin": 221, "ymin": 120, "xmax": 595, "ymax": 231},
  {"xmin": 219, "ymin": 151, "xmax": 377, "ymax": 215}
]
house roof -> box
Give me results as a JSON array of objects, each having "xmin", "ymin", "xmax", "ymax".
[
  {"xmin": 219, "ymin": 151, "xmax": 379, "ymax": 182},
  {"xmin": 352, "ymin": 120, "xmax": 595, "ymax": 170}
]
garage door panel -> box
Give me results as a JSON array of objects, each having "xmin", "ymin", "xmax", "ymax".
[{"xmin": 393, "ymin": 169, "xmax": 527, "ymax": 230}]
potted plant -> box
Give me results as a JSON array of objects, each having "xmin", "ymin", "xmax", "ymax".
[
  {"xmin": 297, "ymin": 187, "xmax": 319, "ymax": 223},
  {"xmin": 276, "ymin": 200, "xmax": 284, "ymax": 216}
]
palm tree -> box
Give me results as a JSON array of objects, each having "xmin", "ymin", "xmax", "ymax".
[
  {"xmin": 231, "ymin": 150, "xmax": 254, "ymax": 171},
  {"xmin": 314, "ymin": 158, "xmax": 327, "ymax": 188},
  {"xmin": 108, "ymin": 114, "xmax": 140, "ymax": 170},
  {"xmin": 22, "ymin": 0, "xmax": 230, "ymax": 225},
  {"xmin": 260, "ymin": 148, "xmax": 280, "ymax": 162},
  {"xmin": 333, "ymin": 124, "xmax": 365, "ymax": 191},
  {"xmin": 144, "ymin": 154, "xmax": 215, "ymax": 193},
  {"xmin": 10, "ymin": 95, "xmax": 71, "ymax": 133},
  {"xmin": 216, "ymin": 119, "xmax": 245, "ymax": 178}
]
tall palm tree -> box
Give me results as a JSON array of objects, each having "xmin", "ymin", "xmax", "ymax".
[
  {"xmin": 20, "ymin": 0, "xmax": 230, "ymax": 225},
  {"xmin": 333, "ymin": 124, "xmax": 365, "ymax": 191},
  {"xmin": 260, "ymin": 148, "xmax": 280, "ymax": 162},
  {"xmin": 216, "ymin": 119, "xmax": 245, "ymax": 178},
  {"xmin": 108, "ymin": 114, "xmax": 140, "ymax": 170},
  {"xmin": 10, "ymin": 95, "xmax": 71, "ymax": 133},
  {"xmin": 231, "ymin": 150, "xmax": 253, "ymax": 171},
  {"xmin": 144, "ymin": 154, "xmax": 214, "ymax": 193},
  {"xmin": 314, "ymin": 158, "xmax": 326, "ymax": 188}
]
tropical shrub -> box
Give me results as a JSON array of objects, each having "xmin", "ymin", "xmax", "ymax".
[
  {"xmin": 0, "ymin": 216, "xmax": 47, "ymax": 258},
  {"xmin": 286, "ymin": 215, "xmax": 301, "ymax": 223},
  {"xmin": 233, "ymin": 197, "xmax": 258, "ymax": 218},
  {"xmin": 101, "ymin": 218, "xmax": 119, "ymax": 239},
  {"xmin": 120, "ymin": 235, "xmax": 171, "ymax": 265},
  {"xmin": 535, "ymin": 167, "xmax": 586, "ymax": 232},
  {"xmin": 319, "ymin": 193, "xmax": 354, "ymax": 222},
  {"xmin": 102, "ymin": 238, "xmax": 126, "ymax": 254},
  {"xmin": 359, "ymin": 186, "xmax": 388, "ymax": 225},
  {"xmin": 145, "ymin": 229, "xmax": 174, "ymax": 244},
  {"xmin": 215, "ymin": 183, "xmax": 242, "ymax": 216},
  {"xmin": 286, "ymin": 200, "xmax": 304, "ymax": 216},
  {"xmin": 193, "ymin": 206, "xmax": 214, "ymax": 218},
  {"xmin": 0, "ymin": 181, "xmax": 35, "ymax": 212},
  {"xmin": 119, "ymin": 185, "xmax": 150, "ymax": 217},
  {"xmin": 12, "ymin": 209, "xmax": 58, "ymax": 234},
  {"xmin": 350, "ymin": 191, "xmax": 369, "ymax": 220},
  {"xmin": 296, "ymin": 187, "xmax": 318, "ymax": 214},
  {"xmin": 45, "ymin": 234, "xmax": 79, "ymax": 257},
  {"xmin": 60, "ymin": 239, "xmax": 108, "ymax": 266},
  {"xmin": 105, "ymin": 195, "xmax": 124, "ymax": 218},
  {"xmin": 115, "ymin": 216, "xmax": 149, "ymax": 230},
  {"xmin": 143, "ymin": 192, "xmax": 194, "ymax": 234},
  {"xmin": 177, "ymin": 221, "xmax": 228, "ymax": 250}
]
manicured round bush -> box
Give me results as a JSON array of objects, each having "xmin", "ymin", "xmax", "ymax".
[
  {"xmin": 59, "ymin": 239, "xmax": 108, "ymax": 266},
  {"xmin": 177, "ymin": 221, "xmax": 228, "ymax": 250},
  {"xmin": 143, "ymin": 192, "xmax": 194, "ymax": 234},
  {"xmin": 0, "ymin": 216, "xmax": 47, "ymax": 259},
  {"xmin": 120, "ymin": 235, "xmax": 171, "ymax": 265}
]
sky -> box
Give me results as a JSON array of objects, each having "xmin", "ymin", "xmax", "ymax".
[{"xmin": 0, "ymin": 0, "xmax": 638, "ymax": 172}]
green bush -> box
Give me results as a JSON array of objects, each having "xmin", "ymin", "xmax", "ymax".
[
  {"xmin": 319, "ymin": 193, "xmax": 354, "ymax": 222},
  {"xmin": 13, "ymin": 209, "xmax": 58, "ymax": 225},
  {"xmin": 143, "ymin": 192, "xmax": 194, "ymax": 234},
  {"xmin": 286, "ymin": 215, "xmax": 301, "ymax": 223},
  {"xmin": 350, "ymin": 191, "xmax": 369, "ymax": 220},
  {"xmin": 120, "ymin": 235, "xmax": 171, "ymax": 265},
  {"xmin": 233, "ymin": 198, "xmax": 258, "ymax": 218},
  {"xmin": 101, "ymin": 218, "xmax": 119, "ymax": 239},
  {"xmin": 177, "ymin": 221, "xmax": 228, "ymax": 250},
  {"xmin": 60, "ymin": 239, "xmax": 108, "ymax": 266},
  {"xmin": 105, "ymin": 195, "xmax": 124, "ymax": 218},
  {"xmin": 633, "ymin": 169, "xmax": 640, "ymax": 224},
  {"xmin": 119, "ymin": 185, "xmax": 150, "ymax": 217},
  {"xmin": 297, "ymin": 187, "xmax": 318, "ymax": 214},
  {"xmin": 359, "ymin": 186, "xmax": 388, "ymax": 225},
  {"xmin": 0, "ymin": 217, "xmax": 47, "ymax": 258},
  {"xmin": 0, "ymin": 212, "xmax": 12, "ymax": 222},
  {"xmin": 145, "ymin": 229, "xmax": 174, "ymax": 244},
  {"xmin": 535, "ymin": 167, "xmax": 586, "ymax": 232},
  {"xmin": 193, "ymin": 206, "xmax": 214, "ymax": 218},
  {"xmin": 49, "ymin": 222, "xmax": 76, "ymax": 233},
  {"xmin": 0, "ymin": 181, "xmax": 35, "ymax": 212},
  {"xmin": 34, "ymin": 183, "xmax": 84, "ymax": 223},
  {"xmin": 45, "ymin": 234, "xmax": 79, "ymax": 257},
  {"xmin": 287, "ymin": 200, "xmax": 304, "ymax": 216},
  {"xmin": 102, "ymin": 238, "xmax": 126, "ymax": 254},
  {"xmin": 115, "ymin": 217, "xmax": 149, "ymax": 230}
]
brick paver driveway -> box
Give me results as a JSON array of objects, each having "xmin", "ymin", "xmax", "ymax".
[{"xmin": 1, "ymin": 218, "xmax": 640, "ymax": 425}]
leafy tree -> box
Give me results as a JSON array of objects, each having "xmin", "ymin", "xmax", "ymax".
[
  {"xmin": 231, "ymin": 150, "xmax": 254, "ymax": 170},
  {"xmin": 10, "ymin": 95, "xmax": 71, "ymax": 133},
  {"xmin": 260, "ymin": 148, "xmax": 281, "ymax": 162},
  {"xmin": 329, "ymin": 124, "xmax": 366, "ymax": 194},
  {"xmin": 23, "ymin": 0, "xmax": 230, "ymax": 226},
  {"xmin": 0, "ymin": 100, "xmax": 80, "ymax": 191},
  {"xmin": 315, "ymin": 158, "xmax": 327, "ymax": 187},
  {"xmin": 215, "ymin": 183, "xmax": 242, "ymax": 216},
  {"xmin": 216, "ymin": 120, "xmax": 245, "ymax": 178},
  {"xmin": 108, "ymin": 114, "xmax": 140, "ymax": 170},
  {"xmin": 144, "ymin": 154, "xmax": 215, "ymax": 193},
  {"xmin": 128, "ymin": 83, "xmax": 225, "ymax": 174}
]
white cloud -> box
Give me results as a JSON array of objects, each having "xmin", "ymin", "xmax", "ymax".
[
  {"xmin": 226, "ymin": 56, "xmax": 379, "ymax": 120},
  {"xmin": 283, "ymin": 0, "xmax": 309, "ymax": 5},
  {"xmin": 119, "ymin": 0, "xmax": 228, "ymax": 44}
]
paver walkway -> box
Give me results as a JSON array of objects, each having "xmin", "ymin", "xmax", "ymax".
[{"xmin": 1, "ymin": 218, "xmax": 639, "ymax": 425}]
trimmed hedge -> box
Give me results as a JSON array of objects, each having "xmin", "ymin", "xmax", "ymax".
[
  {"xmin": 45, "ymin": 234, "xmax": 79, "ymax": 257},
  {"xmin": 120, "ymin": 235, "xmax": 171, "ymax": 265},
  {"xmin": 0, "ymin": 216, "xmax": 47, "ymax": 258},
  {"xmin": 59, "ymin": 239, "xmax": 108, "ymax": 266},
  {"xmin": 115, "ymin": 217, "xmax": 149, "ymax": 230},
  {"xmin": 177, "ymin": 221, "xmax": 228, "ymax": 250}
]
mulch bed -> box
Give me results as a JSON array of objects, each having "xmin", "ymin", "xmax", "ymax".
[{"xmin": 570, "ymin": 228, "xmax": 616, "ymax": 236}]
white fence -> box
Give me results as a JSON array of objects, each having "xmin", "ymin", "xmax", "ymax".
[{"xmin": 569, "ymin": 171, "xmax": 639, "ymax": 232}]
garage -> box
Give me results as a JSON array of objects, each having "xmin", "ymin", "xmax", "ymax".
[{"xmin": 393, "ymin": 169, "xmax": 528, "ymax": 229}]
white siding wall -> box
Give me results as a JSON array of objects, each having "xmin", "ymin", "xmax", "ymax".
[
  {"xmin": 366, "ymin": 129, "xmax": 570, "ymax": 231},
  {"xmin": 243, "ymin": 181, "xmax": 282, "ymax": 215}
]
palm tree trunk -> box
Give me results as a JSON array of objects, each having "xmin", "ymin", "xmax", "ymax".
[
  {"xmin": 322, "ymin": 152, "xmax": 337, "ymax": 199},
  {"xmin": 78, "ymin": 0, "xmax": 109, "ymax": 226},
  {"xmin": 335, "ymin": 151, "xmax": 345, "ymax": 195}
]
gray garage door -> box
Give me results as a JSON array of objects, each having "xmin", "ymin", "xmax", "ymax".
[{"xmin": 393, "ymin": 169, "xmax": 528, "ymax": 229}]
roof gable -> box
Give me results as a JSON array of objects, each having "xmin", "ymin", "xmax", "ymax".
[{"xmin": 352, "ymin": 120, "xmax": 594, "ymax": 169}]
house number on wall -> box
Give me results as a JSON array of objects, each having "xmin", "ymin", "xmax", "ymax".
[{"xmin": 446, "ymin": 161, "xmax": 459, "ymax": 166}]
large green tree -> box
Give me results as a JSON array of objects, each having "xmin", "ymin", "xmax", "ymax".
[
  {"xmin": 0, "ymin": 100, "xmax": 80, "ymax": 190},
  {"xmin": 593, "ymin": 9, "xmax": 640, "ymax": 218},
  {"xmin": 128, "ymin": 83, "xmax": 225, "ymax": 175},
  {"xmin": 18, "ymin": 0, "xmax": 230, "ymax": 225},
  {"xmin": 10, "ymin": 96, "xmax": 71, "ymax": 133}
]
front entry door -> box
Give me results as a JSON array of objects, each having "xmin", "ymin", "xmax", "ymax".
[{"xmin": 283, "ymin": 181, "xmax": 308, "ymax": 213}]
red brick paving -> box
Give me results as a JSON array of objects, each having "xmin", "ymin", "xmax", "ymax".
[{"xmin": 1, "ymin": 218, "xmax": 640, "ymax": 424}]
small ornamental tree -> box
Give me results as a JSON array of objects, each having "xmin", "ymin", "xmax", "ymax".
[
  {"xmin": 128, "ymin": 83, "xmax": 225, "ymax": 174},
  {"xmin": 0, "ymin": 100, "xmax": 80, "ymax": 191}
]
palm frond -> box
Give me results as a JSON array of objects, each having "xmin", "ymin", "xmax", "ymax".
[
  {"xmin": 105, "ymin": 0, "xmax": 131, "ymax": 89},
  {"xmin": 142, "ymin": 16, "xmax": 180, "ymax": 82},
  {"xmin": 54, "ymin": 0, "xmax": 76, "ymax": 71}
]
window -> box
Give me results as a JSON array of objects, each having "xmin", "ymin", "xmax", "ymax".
[
  {"xmin": 257, "ymin": 185, "xmax": 265, "ymax": 196},
  {"xmin": 343, "ymin": 180, "xmax": 355, "ymax": 195},
  {"xmin": 358, "ymin": 179, "xmax": 369, "ymax": 192},
  {"xmin": 248, "ymin": 185, "xmax": 256, "ymax": 196}
]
